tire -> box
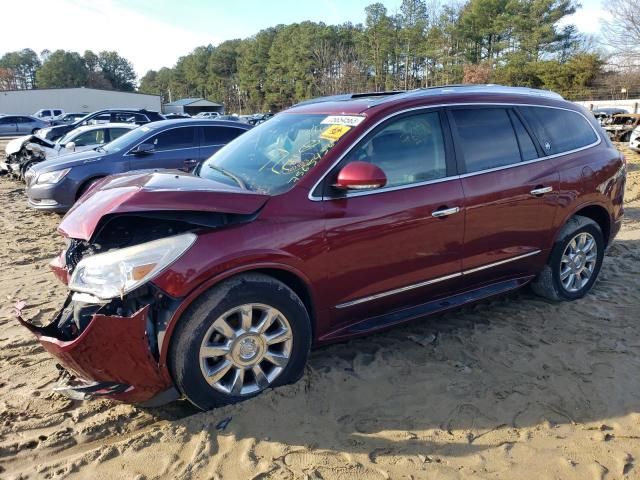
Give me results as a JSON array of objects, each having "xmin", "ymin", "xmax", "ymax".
[
  {"xmin": 531, "ymin": 215, "xmax": 604, "ymax": 301},
  {"xmin": 76, "ymin": 177, "xmax": 103, "ymax": 200},
  {"xmin": 168, "ymin": 273, "xmax": 312, "ymax": 410}
]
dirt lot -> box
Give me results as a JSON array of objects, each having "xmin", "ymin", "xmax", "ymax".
[{"xmin": 1, "ymin": 139, "xmax": 640, "ymax": 480}]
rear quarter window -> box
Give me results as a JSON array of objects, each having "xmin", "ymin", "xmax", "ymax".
[{"xmin": 519, "ymin": 106, "xmax": 598, "ymax": 155}]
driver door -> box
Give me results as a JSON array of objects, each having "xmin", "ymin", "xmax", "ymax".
[{"xmin": 320, "ymin": 109, "xmax": 466, "ymax": 328}]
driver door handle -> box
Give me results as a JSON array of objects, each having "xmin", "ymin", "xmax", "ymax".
[
  {"xmin": 431, "ymin": 206, "xmax": 460, "ymax": 218},
  {"xmin": 530, "ymin": 186, "xmax": 553, "ymax": 196}
]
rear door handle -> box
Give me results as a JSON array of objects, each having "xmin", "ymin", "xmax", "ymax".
[
  {"xmin": 530, "ymin": 186, "xmax": 553, "ymax": 196},
  {"xmin": 431, "ymin": 206, "xmax": 460, "ymax": 218}
]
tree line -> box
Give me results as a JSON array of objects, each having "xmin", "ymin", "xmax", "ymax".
[
  {"xmin": 139, "ymin": 0, "xmax": 610, "ymax": 112},
  {"xmin": 0, "ymin": 49, "xmax": 136, "ymax": 92},
  {"xmin": 2, "ymin": 0, "xmax": 639, "ymax": 113}
]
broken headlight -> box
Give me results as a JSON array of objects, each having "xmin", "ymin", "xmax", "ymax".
[{"xmin": 69, "ymin": 233, "xmax": 197, "ymax": 299}]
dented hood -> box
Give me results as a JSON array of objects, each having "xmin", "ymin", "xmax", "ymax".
[{"xmin": 58, "ymin": 170, "xmax": 270, "ymax": 240}]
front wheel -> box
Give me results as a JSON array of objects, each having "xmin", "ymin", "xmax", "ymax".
[
  {"xmin": 169, "ymin": 273, "xmax": 312, "ymax": 410},
  {"xmin": 531, "ymin": 215, "xmax": 604, "ymax": 301}
]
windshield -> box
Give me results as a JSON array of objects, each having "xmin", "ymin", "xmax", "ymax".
[
  {"xmin": 199, "ymin": 113, "xmax": 359, "ymax": 194},
  {"xmin": 100, "ymin": 125, "xmax": 149, "ymax": 153},
  {"xmin": 57, "ymin": 130, "xmax": 78, "ymax": 145}
]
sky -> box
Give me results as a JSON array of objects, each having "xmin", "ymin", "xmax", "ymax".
[{"xmin": 1, "ymin": 0, "xmax": 609, "ymax": 78}]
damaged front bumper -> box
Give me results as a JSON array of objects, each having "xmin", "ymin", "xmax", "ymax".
[{"xmin": 15, "ymin": 297, "xmax": 178, "ymax": 405}]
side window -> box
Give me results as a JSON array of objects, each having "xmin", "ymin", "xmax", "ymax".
[
  {"xmin": 88, "ymin": 114, "xmax": 110, "ymax": 125},
  {"xmin": 509, "ymin": 111, "xmax": 538, "ymax": 161},
  {"xmin": 339, "ymin": 111, "xmax": 447, "ymax": 189},
  {"xmin": 73, "ymin": 130, "xmax": 104, "ymax": 146},
  {"xmin": 203, "ymin": 127, "xmax": 245, "ymax": 145},
  {"xmin": 41, "ymin": 110, "xmax": 51, "ymax": 117},
  {"xmin": 148, "ymin": 127, "xmax": 196, "ymax": 152},
  {"xmin": 450, "ymin": 108, "xmax": 521, "ymax": 173},
  {"xmin": 519, "ymin": 106, "xmax": 598, "ymax": 155},
  {"xmin": 0, "ymin": 117, "xmax": 12, "ymax": 124},
  {"xmin": 53, "ymin": 110, "xmax": 62, "ymax": 116},
  {"xmin": 110, "ymin": 128, "xmax": 131, "ymax": 141}
]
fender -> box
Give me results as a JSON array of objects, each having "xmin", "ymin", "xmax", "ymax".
[
  {"xmin": 155, "ymin": 261, "xmax": 319, "ymax": 378},
  {"xmin": 552, "ymin": 198, "xmax": 612, "ymax": 244}
]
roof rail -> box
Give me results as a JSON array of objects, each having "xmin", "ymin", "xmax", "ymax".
[
  {"xmin": 371, "ymin": 84, "xmax": 563, "ymax": 106},
  {"xmin": 294, "ymin": 91, "xmax": 406, "ymax": 107}
]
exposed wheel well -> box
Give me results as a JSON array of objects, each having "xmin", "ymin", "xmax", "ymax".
[
  {"xmin": 252, "ymin": 268, "xmax": 316, "ymax": 340},
  {"xmin": 573, "ymin": 205, "xmax": 611, "ymax": 245},
  {"xmin": 76, "ymin": 176, "xmax": 104, "ymax": 200}
]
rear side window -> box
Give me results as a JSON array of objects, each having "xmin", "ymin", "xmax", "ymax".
[
  {"xmin": 203, "ymin": 126, "xmax": 245, "ymax": 145},
  {"xmin": 510, "ymin": 111, "xmax": 538, "ymax": 161},
  {"xmin": 519, "ymin": 106, "xmax": 598, "ymax": 155},
  {"xmin": 450, "ymin": 108, "xmax": 521, "ymax": 173},
  {"xmin": 149, "ymin": 127, "xmax": 196, "ymax": 151},
  {"xmin": 110, "ymin": 128, "xmax": 131, "ymax": 141}
]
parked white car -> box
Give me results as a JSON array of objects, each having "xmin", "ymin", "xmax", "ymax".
[
  {"xmin": 630, "ymin": 126, "xmax": 640, "ymax": 153},
  {"xmin": 194, "ymin": 112, "xmax": 220, "ymax": 118},
  {"xmin": 5, "ymin": 123, "xmax": 137, "ymax": 160},
  {"xmin": 33, "ymin": 108, "xmax": 65, "ymax": 122},
  {"xmin": 2, "ymin": 123, "xmax": 138, "ymax": 179}
]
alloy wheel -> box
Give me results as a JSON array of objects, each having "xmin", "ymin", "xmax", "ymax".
[
  {"xmin": 199, "ymin": 303, "xmax": 293, "ymax": 396},
  {"xmin": 559, "ymin": 232, "xmax": 598, "ymax": 293}
]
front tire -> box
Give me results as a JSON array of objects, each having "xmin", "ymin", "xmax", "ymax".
[
  {"xmin": 531, "ymin": 215, "xmax": 604, "ymax": 301},
  {"xmin": 168, "ymin": 273, "xmax": 312, "ymax": 410}
]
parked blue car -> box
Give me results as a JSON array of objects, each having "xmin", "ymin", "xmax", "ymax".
[{"xmin": 25, "ymin": 119, "xmax": 252, "ymax": 212}]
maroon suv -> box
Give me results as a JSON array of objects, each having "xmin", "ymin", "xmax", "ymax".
[{"xmin": 17, "ymin": 85, "xmax": 626, "ymax": 410}]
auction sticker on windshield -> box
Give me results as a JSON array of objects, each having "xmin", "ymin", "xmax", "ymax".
[
  {"xmin": 320, "ymin": 115, "xmax": 365, "ymax": 126},
  {"xmin": 320, "ymin": 124, "xmax": 352, "ymax": 142}
]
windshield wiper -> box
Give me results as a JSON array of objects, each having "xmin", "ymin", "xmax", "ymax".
[
  {"xmin": 95, "ymin": 146, "xmax": 106, "ymax": 152},
  {"xmin": 207, "ymin": 164, "xmax": 247, "ymax": 190}
]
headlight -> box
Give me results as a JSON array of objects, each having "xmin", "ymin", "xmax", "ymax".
[
  {"xmin": 69, "ymin": 233, "xmax": 197, "ymax": 299},
  {"xmin": 36, "ymin": 168, "xmax": 70, "ymax": 185}
]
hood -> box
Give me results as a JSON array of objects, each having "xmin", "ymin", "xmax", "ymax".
[
  {"xmin": 58, "ymin": 170, "xmax": 271, "ymax": 240},
  {"xmin": 5, "ymin": 135, "xmax": 31, "ymax": 155},
  {"xmin": 32, "ymin": 149, "xmax": 105, "ymax": 172},
  {"xmin": 5, "ymin": 135, "xmax": 56, "ymax": 155}
]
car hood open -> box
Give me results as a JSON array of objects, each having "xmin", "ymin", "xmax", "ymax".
[{"xmin": 58, "ymin": 170, "xmax": 271, "ymax": 240}]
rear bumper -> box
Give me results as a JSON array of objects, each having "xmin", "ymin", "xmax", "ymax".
[{"xmin": 16, "ymin": 301, "xmax": 176, "ymax": 404}]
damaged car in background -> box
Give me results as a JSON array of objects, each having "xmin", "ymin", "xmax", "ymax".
[
  {"xmin": 25, "ymin": 119, "xmax": 251, "ymax": 211},
  {"xmin": 14, "ymin": 85, "xmax": 625, "ymax": 411},
  {"xmin": 630, "ymin": 125, "xmax": 640, "ymax": 152},
  {"xmin": 2, "ymin": 123, "xmax": 136, "ymax": 180},
  {"xmin": 602, "ymin": 113, "xmax": 640, "ymax": 142}
]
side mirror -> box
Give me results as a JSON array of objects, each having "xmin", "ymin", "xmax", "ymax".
[
  {"xmin": 132, "ymin": 143, "xmax": 155, "ymax": 155},
  {"xmin": 334, "ymin": 161, "xmax": 387, "ymax": 191},
  {"xmin": 64, "ymin": 142, "xmax": 76, "ymax": 152}
]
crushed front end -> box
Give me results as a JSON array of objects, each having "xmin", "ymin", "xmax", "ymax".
[{"xmin": 16, "ymin": 292, "xmax": 177, "ymax": 404}]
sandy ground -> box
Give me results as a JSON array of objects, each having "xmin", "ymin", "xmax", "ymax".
[{"xmin": 0, "ymin": 139, "xmax": 639, "ymax": 480}]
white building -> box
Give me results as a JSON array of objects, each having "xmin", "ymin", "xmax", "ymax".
[{"xmin": 0, "ymin": 87, "xmax": 162, "ymax": 115}]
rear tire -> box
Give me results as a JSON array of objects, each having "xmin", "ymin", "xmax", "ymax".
[
  {"xmin": 531, "ymin": 215, "xmax": 604, "ymax": 301},
  {"xmin": 168, "ymin": 273, "xmax": 312, "ymax": 410}
]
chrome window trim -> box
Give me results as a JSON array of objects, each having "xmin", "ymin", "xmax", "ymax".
[
  {"xmin": 335, "ymin": 249, "xmax": 541, "ymax": 309},
  {"xmin": 308, "ymin": 102, "xmax": 601, "ymax": 201}
]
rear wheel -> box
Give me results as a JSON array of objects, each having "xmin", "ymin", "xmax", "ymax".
[
  {"xmin": 531, "ymin": 215, "xmax": 604, "ymax": 301},
  {"xmin": 169, "ymin": 273, "xmax": 312, "ymax": 410}
]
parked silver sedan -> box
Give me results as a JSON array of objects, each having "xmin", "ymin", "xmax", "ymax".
[{"xmin": 0, "ymin": 115, "xmax": 49, "ymax": 136}]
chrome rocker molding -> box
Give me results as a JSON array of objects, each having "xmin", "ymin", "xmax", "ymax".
[{"xmin": 335, "ymin": 249, "xmax": 541, "ymax": 309}]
